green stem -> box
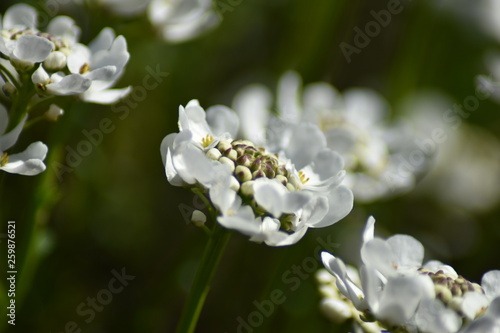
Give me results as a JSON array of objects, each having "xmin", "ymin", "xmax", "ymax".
[
  {"xmin": 175, "ymin": 223, "xmax": 231, "ymax": 333},
  {"xmin": 7, "ymin": 73, "xmax": 35, "ymax": 132},
  {"xmin": 0, "ymin": 64, "xmax": 20, "ymax": 90}
]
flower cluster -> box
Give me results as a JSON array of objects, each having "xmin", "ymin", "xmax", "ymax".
[
  {"xmin": 0, "ymin": 4, "xmax": 131, "ymax": 104},
  {"xmin": 233, "ymin": 72, "xmax": 420, "ymax": 203},
  {"xmin": 161, "ymin": 100, "xmax": 353, "ymax": 246},
  {"xmin": 321, "ymin": 217, "xmax": 500, "ymax": 333},
  {"xmin": 0, "ymin": 3, "xmax": 131, "ymax": 176}
]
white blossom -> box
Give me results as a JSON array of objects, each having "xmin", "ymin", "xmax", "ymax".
[
  {"xmin": 233, "ymin": 72, "xmax": 418, "ymax": 203},
  {"xmin": 161, "ymin": 99, "xmax": 353, "ymax": 246},
  {"xmin": 321, "ymin": 217, "xmax": 500, "ymax": 333},
  {"xmin": 0, "ymin": 105, "xmax": 47, "ymax": 176},
  {"xmin": 147, "ymin": 0, "xmax": 220, "ymax": 43}
]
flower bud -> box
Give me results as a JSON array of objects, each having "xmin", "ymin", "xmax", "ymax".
[
  {"xmin": 45, "ymin": 104, "xmax": 64, "ymax": 121},
  {"xmin": 191, "ymin": 210, "xmax": 206, "ymax": 227},
  {"xmin": 206, "ymin": 148, "xmax": 222, "ymax": 160},
  {"xmin": 44, "ymin": 51, "xmax": 67, "ymax": 71},
  {"xmin": 235, "ymin": 165, "xmax": 252, "ymax": 182}
]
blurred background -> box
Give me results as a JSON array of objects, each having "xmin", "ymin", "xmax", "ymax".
[{"xmin": 1, "ymin": 0, "xmax": 499, "ymax": 332}]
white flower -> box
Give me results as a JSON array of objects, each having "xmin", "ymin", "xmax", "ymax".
[
  {"xmin": 66, "ymin": 28, "xmax": 131, "ymax": 104},
  {"xmin": 0, "ymin": 5, "xmax": 80, "ymax": 70},
  {"xmin": 321, "ymin": 216, "xmax": 500, "ymax": 332},
  {"xmin": 147, "ymin": 0, "xmax": 220, "ymax": 43},
  {"xmin": 233, "ymin": 71, "xmax": 417, "ymax": 203},
  {"xmin": 0, "ymin": 4, "xmax": 131, "ymax": 105},
  {"xmin": 161, "ymin": 99, "xmax": 353, "ymax": 246},
  {"xmin": 0, "ymin": 105, "xmax": 47, "ymax": 176}
]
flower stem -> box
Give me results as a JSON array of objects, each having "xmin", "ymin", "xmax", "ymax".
[{"xmin": 175, "ymin": 223, "xmax": 231, "ymax": 333}]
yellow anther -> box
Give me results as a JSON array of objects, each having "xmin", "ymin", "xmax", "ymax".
[
  {"xmin": 79, "ymin": 62, "xmax": 90, "ymax": 74},
  {"xmin": 201, "ymin": 134, "xmax": 214, "ymax": 148},
  {"xmin": 0, "ymin": 152, "xmax": 9, "ymax": 167},
  {"xmin": 298, "ymin": 171, "xmax": 310, "ymax": 184}
]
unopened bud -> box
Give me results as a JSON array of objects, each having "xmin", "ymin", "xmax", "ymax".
[
  {"xmin": 206, "ymin": 148, "xmax": 222, "ymax": 160},
  {"xmin": 43, "ymin": 51, "xmax": 67, "ymax": 71},
  {"xmin": 235, "ymin": 165, "xmax": 252, "ymax": 182},
  {"xmin": 191, "ymin": 210, "xmax": 206, "ymax": 227},
  {"xmin": 45, "ymin": 104, "xmax": 64, "ymax": 121}
]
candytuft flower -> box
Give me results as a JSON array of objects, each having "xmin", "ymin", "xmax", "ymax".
[
  {"xmin": 233, "ymin": 71, "xmax": 419, "ymax": 203},
  {"xmin": 0, "ymin": 105, "xmax": 47, "ymax": 176},
  {"xmin": 0, "ymin": 4, "xmax": 131, "ymax": 104},
  {"xmin": 320, "ymin": 216, "xmax": 500, "ymax": 333},
  {"xmin": 161, "ymin": 99, "xmax": 353, "ymax": 246}
]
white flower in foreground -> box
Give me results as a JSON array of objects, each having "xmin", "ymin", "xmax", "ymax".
[
  {"xmin": 0, "ymin": 105, "xmax": 47, "ymax": 175},
  {"xmin": 233, "ymin": 72, "xmax": 418, "ymax": 203},
  {"xmin": 161, "ymin": 99, "xmax": 353, "ymax": 246},
  {"xmin": 321, "ymin": 217, "xmax": 500, "ymax": 333},
  {"xmin": 148, "ymin": 0, "xmax": 220, "ymax": 43}
]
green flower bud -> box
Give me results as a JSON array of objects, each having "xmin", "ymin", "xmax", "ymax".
[{"xmin": 235, "ymin": 165, "xmax": 252, "ymax": 182}]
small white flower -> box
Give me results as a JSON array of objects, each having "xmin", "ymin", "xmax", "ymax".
[
  {"xmin": 0, "ymin": 105, "xmax": 47, "ymax": 176},
  {"xmin": 147, "ymin": 0, "xmax": 220, "ymax": 43},
  {"xmin": 66, "ymin": 28, "xmax": 131, "ymax": 104},
  {"xmin": 97, "ymin": 0, "xmax": 152, "ymax": 16},
  {"xmin": 161, "ymin": 100, "xmax": 353, "ymax": 246},
  {"xmin": 321, "ymin": 216, "xmax": 500, "ymax": 332}
]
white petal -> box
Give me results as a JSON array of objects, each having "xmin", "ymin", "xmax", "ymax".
[
  {"xmin": 363, "ymin": 216, "xmax": 376, "ymax": 244},
  {"xmin": 4, "ymin": 4, "xmax": 37, "ymax": 29},
  {"xmin": 277, "ymin": 71, "xmax": 301, "ymax": 123},
  {"xmin": 232, "ymin": 84, "xmax": 271, "ymax": 145},
  {"xmin": 67, "ymin": 43, "xmax": 91, "ymax": 73},
  {"xmin": 284, "ymin": 123, "xmax": 327, "ymax": 170},
  {"xmin": 301, "ymin": 195, "xmax": 329, "ymax": 227},
  {"xmin": 302, "ymin": 82, "xmax": 342, "ymax": 122},
  {"xmin": 13, "ymin": 35, "xmax": 53, "ymax": 63},
  {"xmin": 343, "ymin": 88, "xmax": 388, "ymax": 128},
  {"xmin": 266, "ymin": 225, "xmax": 309, "ymax": 246},
  {"xmin": 461, "ymin": 292, "xmax": 489, "ymax": 320},
  {"xmin": 321, "ymin": 252, "xmax": 365, "ymax": 308},
  {"xmin": 178, "ymin": 100, "xmax": 212, "ymax": 144},
  {"xmin": 415, "ymin": 298, "xmax": 461, "ymax": 333},
  {"xmin": 46, "ymin": 74, "xmax": 91, "ymax": 95},
  {"xmin": 88, "ymin": 28, "xmax": 115, "ymax": 53},
  {"xmin": 253, "ymin": 179, "xmax": 288, "ymax": 217},
  {"xmin": 85, "ymin": 66, "xmax": 117, "ymax": 81},
  {"xmin": 91, "ymin": 36, "xmax": 129, "ymax": 74},
  {"xmin": 47, "ymin": 16, "xmax": 80, "ymax": 43},
  {"xmin": 378, "ymin": 275, "xmax": 435, "ymax": 326},
  {"xmin": 315, "ymin": 185, "xmax": 353, "ymax": 228},
  {"xmin": 482, "ymin": 270, "xmax": 500, "ymax": 300},
  {"xmin": 80, "ymin": 86, "xmax": 132, "ymax": 104},
  {"xmin": 206, "ymin": 105, "xmax": 239, "ymax": 138},
  {"xmin": 361, "ymin": 238, "xmax": 396, "ymax": 277},
  {"xmin": 386, "ymin": 234, "xmax": 425, "ymax": 270}
]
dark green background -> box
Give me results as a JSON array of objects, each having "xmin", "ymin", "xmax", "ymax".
[{"xmin": 1, "ymin": 0, "xmax": 499, "ymax": 332}]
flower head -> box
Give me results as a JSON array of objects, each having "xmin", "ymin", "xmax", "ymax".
[
  {"xmin": 321, "ymin": 217, "xmax": 500, "ymax": 332},
  {"xmin": 161, "ymin": 100, "xmax": 353, "ymax": 246},
  {"xmin": 0, "ymin": 4, "xmax": 131, "ymax": 104},
  {"xmin": 233, "ymin": 72, "xmax": 419, "ymax": 203}
]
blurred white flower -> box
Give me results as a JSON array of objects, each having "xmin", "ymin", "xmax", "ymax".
[
  {"xmin": 97, "ymin": 0, "xmax": 152, "ymax": 16},
  {"xmin": 161, "ymin": 99, "xmax": 353, "ymax": 246},
  {"xmin": 0, "ymin": 105, "xmax": 47, "ymax": 176},
  {"xmin": 477, "ymin": 53, "xmax": 500, "ymax": 104},
  {"xmin": 147, "ymin": 0, "xmax": 220, "ymax": 43},
  {"xmin": 233, "ymin": 72, "xmax": 418, "ymax": 203},
  {"xmin": 321, "ymin": 216, "xmax": 500, "ymax": 332}
]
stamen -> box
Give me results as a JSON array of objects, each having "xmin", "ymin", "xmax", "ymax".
[
  {"xmin": 201, "ymin": 134, "xmax": 214, "ymax": 148},
  {"xmin": 0, "ymin": 152, "xmax": 9, "ymax": 167},
  {"xmin": 298, "ymin": 171, "xmax": 310, "ymax": 184}
]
